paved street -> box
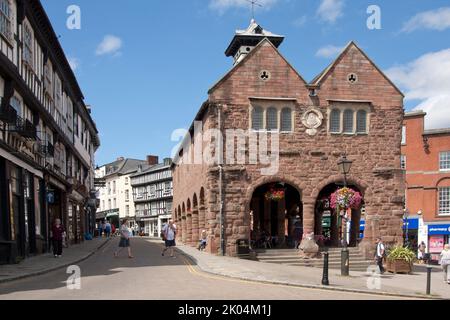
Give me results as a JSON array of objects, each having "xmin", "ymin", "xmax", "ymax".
[{"xmin": 0, "ymin": 238, "xmax": 412, "ymax": 300}]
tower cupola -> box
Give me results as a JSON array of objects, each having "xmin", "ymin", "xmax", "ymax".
[{"xmin": 225, "ymin": 19, "xmax": 285, "ymax": 65}]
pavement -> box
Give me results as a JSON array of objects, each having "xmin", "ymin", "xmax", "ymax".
[
  {"xmin": 0, "ymin": 238, "xmax": 415, "ymax": 300},
  {"xmin": 174, "ymin": 242, "xmax": 450, "ymax": 300},
  {"xmin": 0, "ymin": 237, "xmax": 447, "ymax": 300},
  {"xmin": 0, "ymin": 237, "xmax": 110, "ymax": 284}
]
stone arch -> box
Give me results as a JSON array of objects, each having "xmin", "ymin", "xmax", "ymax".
[
  {"xmin": 245, "ymin": 176, "xmax": 304, "ymax": 249},
  {"xmin": 200, "ymin": 187, "xmax": 205, "ymax": 206},
  {"xmin": 310, "ymin": 174, "xmax": 369, "ymax": 201}
]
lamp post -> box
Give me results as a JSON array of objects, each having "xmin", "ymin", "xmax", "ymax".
[{"xmin": 338, "ymin": 154, "xmax": 353, "ymax": 276}]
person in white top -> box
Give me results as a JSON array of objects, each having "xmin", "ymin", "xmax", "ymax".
[
  {"xmin": 440, "ymin": 244, "xmax": 450, "ymax": 284},
  {"xmin": 374, "ymin": 237, "xmax": 386, "ymax": 274},
  {"xmin": 161, "ymin": 220, "xmax": 177, "ymax": 258}
]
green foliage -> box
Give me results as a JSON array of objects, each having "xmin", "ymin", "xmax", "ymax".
[{"xmin": 387, "ymin": 246, "xmax": 416, "ymax": 263}]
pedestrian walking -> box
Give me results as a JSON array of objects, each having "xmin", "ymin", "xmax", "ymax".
[
  {"xmin": 374, "ymin": 237, "xmax": 386, "ymax": 274},
  {"xmin": 439, "ymin": 244, "xmax": 450, "ymax": 284},
  {"xmin": 418, "ymin": 241, "xmax": 427, "ymax": 264},
  {"xmin": 105, "ymin": 221, "xmax": 112, "ymax": 238},
  {"xmin": 161, "ymin": 219, "xmax": 177, "ymax": 258},
  {"xmin": 198, "ymin": 230, "xmax": 207, "ymax": 251},
  {"xmin": 50, "ymin": 218, "xmax": 66, "ymax": 258},
  {"xmin": 98, "ymin": 222, "xmax": 103, "ymax": 238},
  {"xmin": 114, "ymin": 219, "xmax": 134, "ymax": 259},
  {"xmin": 101, "ymin": 221, "xmax": 106, "ymax": 238}
]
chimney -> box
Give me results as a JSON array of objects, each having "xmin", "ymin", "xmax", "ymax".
[
  {"xmin": 163, "ymin": 158, "xmax": 172, "ymax": 166},
  {"xmin": 147, "ymin": 155, "xmax": 159, "ymax": 166}
]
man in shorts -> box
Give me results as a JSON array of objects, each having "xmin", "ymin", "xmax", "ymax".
[{"xmin": 162, "ymin": 220, "xmax": 177, "ymax": 258}]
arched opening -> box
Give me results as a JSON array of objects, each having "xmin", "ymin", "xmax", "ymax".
[
  {"xmin": 249, "ymin": 182, "xmax": 303, "ymax": 249},
  {"xmin": 314, "ymin": 183, "xmax": 364, "ymax": 248}
]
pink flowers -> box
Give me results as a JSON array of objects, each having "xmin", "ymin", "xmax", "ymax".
[
  {"xmin": 330, "ymin": 187, "xmax": 362, "ymax": 210},
  {"xmin": 265, "ymin": 188, "xmax": 285, "ymax": 202}
]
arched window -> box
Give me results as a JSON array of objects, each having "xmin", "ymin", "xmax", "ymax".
[
  {"xmin": 343, "ymin": 110, "xmax": 354, "ymax": 133},
  {"xmin": 330, "ymin": 109, "xmax": 341, "ymax": 133},
  {"xmin": 356, "ymin": 110, "xmax": 367, "ymax": 133},
  {"xmin": 281, "ymin": 108, "xmax": 292, "ymax": 132},
  {"xmin": 267, "ymin": 107, "xmax": 278, "ymax": 131},
  {"xmin": 252, "ymin": 106, "xmax": 264, "ymax": 130}
]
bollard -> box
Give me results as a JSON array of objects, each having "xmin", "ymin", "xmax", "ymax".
[
  {"xmin": 322, "ymin": 252, "xmax": 330, "ymax": 285},
  {"xmin": 426, "ymin": 265, "xmax": 432, "ymax": 295}
]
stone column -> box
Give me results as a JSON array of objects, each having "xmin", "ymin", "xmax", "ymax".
[
  {"xmin": 299, "ymin": 200, "xmax": 319, "ymax": 258},
  {"xmin": 191, "ymin": 209, "xmax": 199, "ymax": 246},
  {"xmin": 198, "ymin": 206, "xmax": 206, "ymax": 239},
  {"xmin": 181, "ymin": 216, "xmax": 187, "ymax": 244},
  {"xmin": 206, "ymin": 210, "xmax": 217, "ymax": 254},
  {"xmin": 186, "ymin": 213, "xmax": 192, "ymax": 246}
]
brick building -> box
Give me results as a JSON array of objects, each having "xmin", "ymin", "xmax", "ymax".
[
  {"xmin": 171, "ymin": 20, "xmax": 405, "ymax": 258},
  {"xmin": 402, "ymin": 111, "xmax": 450, "ymax": 261}
]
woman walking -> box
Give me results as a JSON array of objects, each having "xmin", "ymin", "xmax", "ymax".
[
  {"xmin": 114, "ymin": 219, "xmax": 134, "ymax": 259},
  {"xmin": 440, "ymin": 244, "xmax": 450, "ymax": 284},
  {"xmin": 51, "ymin": 218, "xmax": 65, "ymax": 258}
]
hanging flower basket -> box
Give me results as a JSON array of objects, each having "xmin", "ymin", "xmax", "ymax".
[
  {"xmin": 330, "ymin": 187, "xmax": 362, "ymax": 211},
  {"xmin": 265, "ymin": 187, "xmax": 285, "ymax": 202}
]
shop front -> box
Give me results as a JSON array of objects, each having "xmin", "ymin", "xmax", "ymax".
[{"xmin": 428, "ymin": 224, "xmax": 450, "ymax": 262}]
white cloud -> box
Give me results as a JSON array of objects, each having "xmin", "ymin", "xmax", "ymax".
[
  {"xmin": 402, "ymin": 7, "xmax": 450, "ymax": 33},
  {"xmin": 95, "ymin": 35, "xmax": 122, "ymax": 56},
  {"xmin": 209, "ymin": 0, "xmax": 278, "ymax": 14},
  {"xmin": 67, "ymin": 57, "xmax": 80, "ymax": 71},
  {"xmin": 292, "ymin": 16, "xmax": 307, "ymax": 28},
  {"xmin": 317, "ymin": 0, "xmax": 344, "ymax": 24},
  {"xmin": 315, "ymin": 45, "xmax": 344, "ymax": 58},
  {"xmin": 385, "ymin": 49, "xmax": 450, "ymax": 129}
]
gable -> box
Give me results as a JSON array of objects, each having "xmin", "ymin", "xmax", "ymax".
[
  {"xmin": 314, "ymin": 42, "xmax": 404, "ymax": 106},
  {"xmin": 209, "ymin": 39, "xmax": 308, "ymax": 105}
]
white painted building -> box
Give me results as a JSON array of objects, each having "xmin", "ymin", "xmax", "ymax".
[{"xmin": 95, "ymin": 157, "xmax": 159, "ymax": 230}]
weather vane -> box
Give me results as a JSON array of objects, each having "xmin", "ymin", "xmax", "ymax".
[{"xmin": 245, "ymin": 0, "xmax": 263, "ymax": 20}]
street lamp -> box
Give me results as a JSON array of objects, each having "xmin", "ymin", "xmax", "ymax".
[{"xmin": 338, "ymin": 154, "xmax": 353, "ymax": 276}]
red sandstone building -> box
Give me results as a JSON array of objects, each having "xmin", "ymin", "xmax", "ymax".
[
  {"xmin": 171, "ymin": 20, "xmax": 405, "ymax": 258},
  {"xmin": 402, "ymin": 111, "xmax": 450, "ymax": 261}
]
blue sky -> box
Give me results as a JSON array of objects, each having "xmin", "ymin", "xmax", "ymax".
[{"xmin": 41, "ymin": 0, "xmax": 450, "ymax": 165}]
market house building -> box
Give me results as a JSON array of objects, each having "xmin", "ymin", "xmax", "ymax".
[
  {"xmin": 0, "ymin": 0, "xmax": 100, "ymax": 264},
  {"xmin": 402, "ymin": 111, "xmax": 450, "ymax": 262},
  {"xmin": 171, "ymin": 20, "xmax": 405, "ymax": 258}
]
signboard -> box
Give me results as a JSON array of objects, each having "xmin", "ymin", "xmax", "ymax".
[
  {"xmin": 429, "ymin": 235, "xmax": 445, "ymax": 253},
  {"xmin": 322, "ymin": 216, "xmax": 331, "ymax": 228},
  {"xmin": 403, "ymin": 218, "xmax": 419, "ymax": 230},
  {"xmin": 428, "ymin": 224, "xmax": 450, "ymax": 236},
  {"xmin": 46, "ymin": 191, "xmax": 55, "ymax": 204}
]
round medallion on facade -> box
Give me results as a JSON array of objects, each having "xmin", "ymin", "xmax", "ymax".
[
  {"xmin": 259, "ymin": 70, "xmax": 271, "ymax": 81},
  {"xmin": 302, "ymin": 108, "xmax": 324, "ymax": 136},
  {"xmin": 347, "ymin": 73, "xmax": 358, "ymax": 84}
]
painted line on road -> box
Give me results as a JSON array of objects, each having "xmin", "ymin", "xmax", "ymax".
[{"xmin": 179, "ymin": 256, "xmax": 410, "ymax": 299}]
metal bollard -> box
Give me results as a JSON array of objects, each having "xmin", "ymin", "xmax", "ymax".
[
  {"xmin": 426, "ymin": 265, "xmax": 432, "ymax": 295},
  {"xmin": 322, "ymin": 252, "xmax": 330, "ymax": 285}
]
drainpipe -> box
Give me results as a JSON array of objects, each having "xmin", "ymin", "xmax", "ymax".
[{"xmin": 217, "ymin": 104, "xmax": 225, "ymax": 256}]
